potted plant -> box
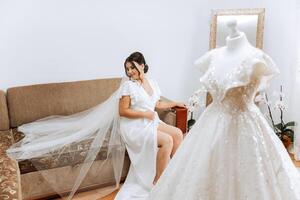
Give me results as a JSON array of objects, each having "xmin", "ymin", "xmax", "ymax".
[{"xmin": 255, "ymin": 85, "xmax": 295, "ymax": 149}]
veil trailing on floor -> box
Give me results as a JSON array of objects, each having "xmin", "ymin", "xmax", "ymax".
[{"xmin": 6, "ymin": 77, "xmax": 129, "ymax": 199}]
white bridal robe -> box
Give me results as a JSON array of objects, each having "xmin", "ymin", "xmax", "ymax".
[{"xmin": 115, "ymin": 78, "xmax": 161, "ymax": 200}]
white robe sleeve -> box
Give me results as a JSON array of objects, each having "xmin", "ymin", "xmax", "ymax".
[{"xmin": 118, "ymin": 81, "xmax": 139, "ymax": 105}]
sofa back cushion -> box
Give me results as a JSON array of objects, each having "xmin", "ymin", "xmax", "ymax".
[
  {"xmin": 7, "ymin": 78, "xmax": 121, "ymax": 127},
  {"xmin": 0, "ymin": 90, "xmax": 10, "ymax": 130}
]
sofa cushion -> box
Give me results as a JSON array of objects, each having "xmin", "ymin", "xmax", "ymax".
[
  {"xmin": 0, "ymin": 90, "xmax": 9, "ymax": 131},
  {"xmin": 7, "ymin": 78, "xmax": 121, "ymax": 127},
  {"xmin": 11, "ymin": 129, "xmax": 119, "ymax": 174}
]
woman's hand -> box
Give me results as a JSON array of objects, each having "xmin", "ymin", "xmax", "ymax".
[
  {"xmin": 155, "ymin": 101, "xmax": 188, "ymax": 110},
  {"xmin": 144, "ymin": 110, "xmax": 156, "ymax": 120},
  {"xmin": 175, "ymin": 102, "xmax": 187, "ymax": 108},
  {"xmin": 133, "ymin": 61, "xmax": 145, "ymax": 80}
]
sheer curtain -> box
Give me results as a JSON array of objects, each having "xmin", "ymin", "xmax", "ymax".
[
  {"xmin": 292, "ymin": 0, "xmax": 300, "ymax": 161},
  {"xmin": 293, "ymin": 70, "xmax": 300, "ymax": 161}
]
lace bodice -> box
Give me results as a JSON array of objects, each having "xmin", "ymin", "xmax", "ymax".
[{"xmin": 196, "ymin": 48, "xmax": 280, "ymax": 113}]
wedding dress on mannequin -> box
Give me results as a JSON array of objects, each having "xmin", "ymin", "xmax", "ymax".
[{"xmin": 148, "ymin": 24, "xmax": 300, "ymax": 199}]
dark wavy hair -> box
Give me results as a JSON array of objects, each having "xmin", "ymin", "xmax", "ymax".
[{"xmin": 124, "ymin": 52, "xmax": 149, "ymax": 77}]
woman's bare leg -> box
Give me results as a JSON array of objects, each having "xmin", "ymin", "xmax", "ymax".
[
  {"xmin": 154, "ymin": 131, "xmax": 173, "ymax": 184},
  {"xmin": 158, "ymin": 123, "xmax": 183, "ymax": 157}
]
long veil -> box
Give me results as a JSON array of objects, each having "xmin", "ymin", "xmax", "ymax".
[{"xmin": 6, "ymin": 77, "xmax": 128, "ymax": 199}]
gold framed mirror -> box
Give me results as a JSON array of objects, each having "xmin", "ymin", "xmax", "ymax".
[{"xmin": 209, "ymin": 8, "xmax": 265, "ymax": 50}]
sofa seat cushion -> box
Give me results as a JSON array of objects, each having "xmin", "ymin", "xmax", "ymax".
[{"xmin": 12, "ymin": 129, "xmax": 121, "ymax": 174}]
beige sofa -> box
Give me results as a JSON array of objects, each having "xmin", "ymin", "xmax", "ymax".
[{"xmin": 0, "ymin": 77, "xmax": 186, "ymax": 200}]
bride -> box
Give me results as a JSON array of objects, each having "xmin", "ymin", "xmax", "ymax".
[
  {"xmin": 115, "ymin": 52, "xmax": 185, "ymax": 199},
  {"xmin": 6, "ymin": 52, "xmax": 186, "ymax": 200},
  {"xmin": 148, "ymin": 30, "xmax": 300, "ymax": 200}
]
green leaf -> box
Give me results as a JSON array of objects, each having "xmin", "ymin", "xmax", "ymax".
[
  {"xmin": 275, "ymin": 123, "xmax": 283, "ymax": 130},
  {"xmin": 283, "ymin": 121, "xmax": 296, "ymax": 129}
]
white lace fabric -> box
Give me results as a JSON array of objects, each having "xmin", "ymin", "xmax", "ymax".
[{"xmin": 148, "ymin": 48, "xmax": 300, "ymax": 200}]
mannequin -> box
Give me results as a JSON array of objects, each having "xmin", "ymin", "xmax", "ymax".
[
  {"xmin": 212, "ymin": 19, "xmax": 256, "ymax": 82},
  {"xmin": 227, "ymin": 18, "xmax": 242, "ymax": 39},
  {"xmin": 195, "ymin": 19, "xmax": 255, "ymax": 79}
]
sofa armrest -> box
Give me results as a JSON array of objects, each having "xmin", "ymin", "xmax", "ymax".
[
  {"xmin": 0, "ymin": 130, "xmax": 22, "ymax": 200},
  {"xmin": 156, "ymin": 107, "xmax": 176, "ymax": 125},
  {"xmin": 0, "ymin": 90, "xmax": 10, "ymax": 131},
  {"xmin": 156, "ymin": 97, "xmax": 188, "ymax": 134}
]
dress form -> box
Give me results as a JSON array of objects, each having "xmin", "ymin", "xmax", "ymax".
[{"xmin": 212, "ymin": 19, "xmax": 255, "ymax": 81}]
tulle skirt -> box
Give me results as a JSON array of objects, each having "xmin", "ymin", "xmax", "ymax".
[{"xmin": 148, "ymin": 103, "xmax": 300, "ymax": 200}]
